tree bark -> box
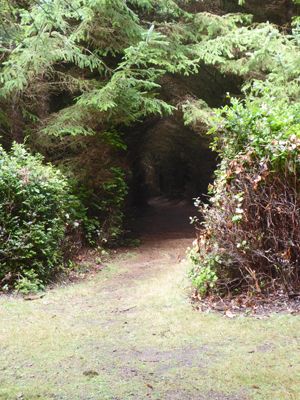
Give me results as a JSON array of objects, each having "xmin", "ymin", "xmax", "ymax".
[{"xmin": 11, "ymin": 104, "xmax": 25, "ymax": 144}]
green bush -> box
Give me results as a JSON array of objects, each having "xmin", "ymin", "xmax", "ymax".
[
  {"xmin": 0, "ymin": 143, "xmax": 82, "ymax": 291},
  {"xmin": 53, "ymin": 132, "xmax": 129, "ymax": 247},
  {"xmin": 75, "ymin": 166, "xmax": 128, "ymax": 246},
  {"xmin": 189, "ymin": 95, "xmax": 300, "ymax": 295},
  {"xmin": 187, "ymin": 244, "xmax": 218, "ymax": 294}
]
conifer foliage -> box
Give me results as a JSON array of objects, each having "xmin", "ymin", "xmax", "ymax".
[{"xmin": 1, "ymin": 0, "xmax": 300, "ymax": 293}]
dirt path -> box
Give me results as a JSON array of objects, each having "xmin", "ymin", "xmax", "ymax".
[
  {"xmin": 0, "ymin": 199, "xmax": 299, "ymax": 400},
  {"xmin": 122, "ymin": 197, "xmax": 197, "ymax": 266}
]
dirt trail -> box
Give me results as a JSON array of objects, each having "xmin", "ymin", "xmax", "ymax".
[
  {"xmin": 129, "ymin": 197, "xmax": 197, "ymax": 240},
  {"xmin": 1, "ymin": 199, "xmax": 299, "ymax": 399},
  {"xmin": 123, "ymin": 197, "xmax": 197, "ymax": 264}
]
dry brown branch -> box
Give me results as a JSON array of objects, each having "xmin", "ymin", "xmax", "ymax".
[{"xmin": 197, "ymin": 151, "xmax": 300, "ymax": 295}]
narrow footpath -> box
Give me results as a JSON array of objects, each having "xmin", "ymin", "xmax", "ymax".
[{"xmin": 1, "ymin": 199, "xmax": 297, "ymax": 400}]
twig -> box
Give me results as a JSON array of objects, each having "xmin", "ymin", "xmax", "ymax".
[{"xmin": 118, "ymin": 306, "xmax": 137, "ymax": 313}]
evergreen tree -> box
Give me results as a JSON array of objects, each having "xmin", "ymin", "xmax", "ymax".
[{"xmin": 2, "ymin": 0, "xmax": 300, "ymax": 292}]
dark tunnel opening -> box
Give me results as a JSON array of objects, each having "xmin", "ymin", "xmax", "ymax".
[{"xmin": 125, "ymin": 112, "xmax": 217, "ymax": 207}]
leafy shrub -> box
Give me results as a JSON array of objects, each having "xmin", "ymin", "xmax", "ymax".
[
  {"xmin": 14, "ymin": 269, "xmax": 45, "ymax": 294},
  {"xmin": 81, "ymin": 166, "xmax": 129, "ymax": 246},
  {"xmin": 0, "ymin": 143, "xmax": 82, "ymax": 291},
  {"xmin": 189, "ymin": 95, "xmax": 300, "ymax": 295},
  {"xmin": 187, "ymin": 244, "xmax": 219, "ymax": 294},
  {"xmin": 51, "ymin": 132, "xmax": 129, "ymax": 247}
]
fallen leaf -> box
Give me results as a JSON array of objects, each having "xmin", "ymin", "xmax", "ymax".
[
  {"xmin": 237, "ymin": 298, "xmax": 243, "ymax": 306},
  {"xmin": 146, "ymin": 383, "xmax": 153, "ymax": 389},
  {"xmin": 24, "ymin": 294, "xmax": 45, "ymax": 301},
  {"xmin": 282, "ymin": 248, "xmax": 291, "ymax": 260},
  {"xmin": 225, "ymin": 310, "xmax": 236, "ymax": 318},
  {"xmin": 252, "ymin": 385, "xmax": 260, "ymax": 389}
]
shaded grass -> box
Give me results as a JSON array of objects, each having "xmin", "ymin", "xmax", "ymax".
[{"xmin": 0, "ymin": 250, "xmax": 300, "ymax": 400}]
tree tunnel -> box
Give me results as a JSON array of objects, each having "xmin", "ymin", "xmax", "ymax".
[
  {"xmin": 125, "ymin": 113, "xmax": 217, "ymax": 205},
  {"xmin": 124, "ymin": 65, "xmax": 242, "ymax": 207}
]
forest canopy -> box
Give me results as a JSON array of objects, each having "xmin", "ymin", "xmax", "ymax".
[{"xmin": 1, "ymin": 0, "xmax": 300, "ymax": 293}]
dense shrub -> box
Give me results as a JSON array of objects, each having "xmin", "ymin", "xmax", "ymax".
[
  {"xmin": 0, "ymin": 143, "xmax": 82, "ymax": 292},
  {"xmin": 51, "ymin": 132, "xmax": 129, "ymax": 246},
  {"xmin": 189, "ymin": 96, "xmax": 300, "ymax": 295}
]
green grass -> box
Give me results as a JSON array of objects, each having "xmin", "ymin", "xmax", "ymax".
[{"xmin": 0, "ymin": 252, "xmax": 299, "ymax": 400}]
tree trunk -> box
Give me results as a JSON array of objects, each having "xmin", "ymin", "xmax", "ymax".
[{"xmin": 11, "ymin": 104, "xmax": 25, "ymax": 144}]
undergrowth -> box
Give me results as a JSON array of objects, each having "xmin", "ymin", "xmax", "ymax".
[{"xmin": 188, "ymin": 95, "xmax": 300, "ymax": 296}]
